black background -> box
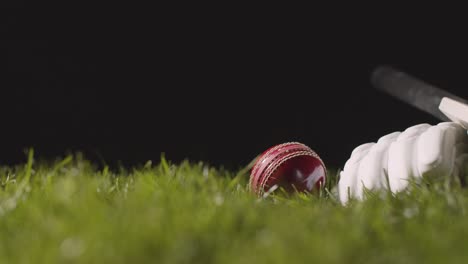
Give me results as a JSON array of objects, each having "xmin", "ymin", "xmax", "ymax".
[{"xmin": 1, "ymin": 6, "xmax": 467, "ymax": 169}]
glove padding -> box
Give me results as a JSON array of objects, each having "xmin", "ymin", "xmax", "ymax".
[{"xmin": 338, "ymin": 122, "xmax": 468, "ymax": 204}]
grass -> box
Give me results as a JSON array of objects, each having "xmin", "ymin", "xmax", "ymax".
[{"xmin": 1, "ymin": 151, "xmax": 468, "ymax": 263}]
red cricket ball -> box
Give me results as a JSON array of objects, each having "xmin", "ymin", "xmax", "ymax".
[{"xmin": 249, "ymin": 142, "xmax": 326, "ymax": 196}]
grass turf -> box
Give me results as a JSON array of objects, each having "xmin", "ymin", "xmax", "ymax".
[{"xmin": 1, "ymin": 151, "xmax": 468, "ymax": 263}]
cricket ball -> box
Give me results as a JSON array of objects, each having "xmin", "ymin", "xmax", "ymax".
[{"xmin": 249, "ymin": 142, "xmax": 326, "ymax": 196}]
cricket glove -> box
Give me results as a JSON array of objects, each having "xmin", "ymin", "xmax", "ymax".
[{"xmin": 338, "ymin": 122, "xmax": 468, "ymax": 204}]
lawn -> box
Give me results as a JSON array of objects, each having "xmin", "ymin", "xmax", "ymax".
[{"xmin": 1, "ymin": 150, "xmax": 468, "ymax": 263}]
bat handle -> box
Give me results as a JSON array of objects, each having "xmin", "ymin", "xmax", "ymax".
[{"xmin": 371, "ymin": 65, "xmax": 466, "ymax": 121}]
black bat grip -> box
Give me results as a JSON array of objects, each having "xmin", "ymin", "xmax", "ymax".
[{"xmin": 371, "ymin": 65, "xmax": 466, "ymax": 121}]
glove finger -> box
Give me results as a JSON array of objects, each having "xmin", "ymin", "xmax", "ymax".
[
  {"xmin": 417, "ymin": 124, "xmax": 459, "ymax": 178},
  {"xmin": 388, "ymin": 124, "xmax": 430, "ymax": 193},
  {"xmin": 358, "ymin": 132, "xmax": 400, "ymax": 196},
  {"xmin": 437, "ymin": 122, "xmax": 466, "ymax": 143},
  {"xmin": 339, "ymin": 143, "xmax": 374, "ymax": 204}
]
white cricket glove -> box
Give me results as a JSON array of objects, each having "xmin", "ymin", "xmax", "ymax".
[{"xmin": 338, "ymin": 122, "xmax": 468, "ymax": 204}]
